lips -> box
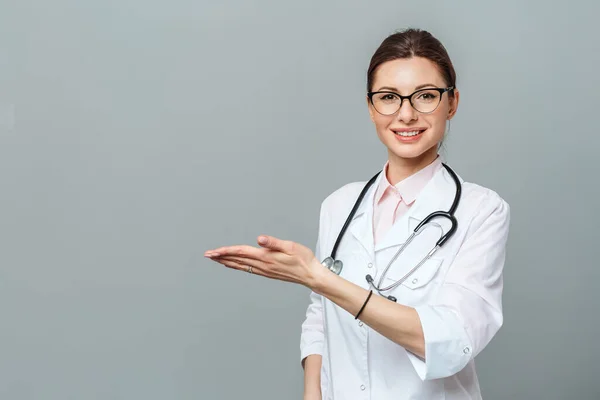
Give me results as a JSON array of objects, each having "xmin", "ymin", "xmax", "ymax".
[{"xmin": 392, "ymin": 128, "xmax": 427, "ymax": 137}]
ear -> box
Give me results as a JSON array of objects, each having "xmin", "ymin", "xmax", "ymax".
[{"xmin": 447, "ymin": 89, "xmax": 460, "ymax": 120}]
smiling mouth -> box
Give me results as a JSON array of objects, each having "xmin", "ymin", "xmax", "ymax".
[{"xmin": 392, "ymin": 129, "xmax": 426, "ymax": 137}]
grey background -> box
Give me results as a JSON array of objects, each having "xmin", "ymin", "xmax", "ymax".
[{"xmin": 1, "ymin": 0, "xmax": 598, "ymax": 399}]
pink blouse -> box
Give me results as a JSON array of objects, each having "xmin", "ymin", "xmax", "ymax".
[{"xmin": 372, "ymin": 157, "xmax": 442, "ymax": 245}]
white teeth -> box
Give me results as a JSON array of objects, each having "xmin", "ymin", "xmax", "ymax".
[{"xmin": 396, "ymin": 130, "xmax": 421, "ymax": 137}]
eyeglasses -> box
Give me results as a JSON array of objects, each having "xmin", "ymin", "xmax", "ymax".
[{"xmin": 367, "ymin": 87, "xmax": 454, "ymax": 115}]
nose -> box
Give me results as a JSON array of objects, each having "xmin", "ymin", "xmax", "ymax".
[{"xmin": 396, "ymin": 98, "xmax": 418, "ymax": 122}]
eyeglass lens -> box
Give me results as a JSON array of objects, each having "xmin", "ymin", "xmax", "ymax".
[{"xmin": 371, "ymin": 89, "xmax": 442, "ymax": 115}]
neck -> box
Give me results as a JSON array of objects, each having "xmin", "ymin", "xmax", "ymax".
[{"xmin": 386, "ymin": 148, "xmax": 439, "ymax": 185}]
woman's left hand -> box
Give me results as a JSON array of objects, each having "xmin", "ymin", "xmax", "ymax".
[{"xmin": 204, "ymin": 235, "xmax": 324, "ymax": 289}]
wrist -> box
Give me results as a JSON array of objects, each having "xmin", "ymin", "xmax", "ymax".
[{"xmin": 307, "ymin": 258, "xmax": 335, "ymax": 295}]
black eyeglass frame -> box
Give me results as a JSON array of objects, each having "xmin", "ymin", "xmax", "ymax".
[{"xmin": 367, "ymin": 86, "xmax": 455, "ymax": 115}]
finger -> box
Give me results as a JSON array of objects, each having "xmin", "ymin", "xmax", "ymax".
[
  {"xmin": 217, "ymin": 256, "xmax": 265, "ymax": 272},
  {"xmin": 220, "ymin": 259, "xmax": 284, "ymax": 281},
  {"xmin": 217, "ymin": 256, "xmax": 298, "ymax": 284},
  {"xmin": 205, "ymin": 245, "xmax": 265, "ymax": 260},
  {"xmin": 257, "ymin": 235, "xmax": 295, "ymax": 254},
  {"xmin": 217, "ymin": 258, "xmax": 265, "ymax": 277},
  {"xmin": 204, "ymin": 249, "xmax": 218, "ymax": 257}
]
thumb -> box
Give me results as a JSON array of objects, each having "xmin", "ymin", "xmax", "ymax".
[{"xmin": 257, "ymin": 235, "xmax": 292, "ymax": 253}]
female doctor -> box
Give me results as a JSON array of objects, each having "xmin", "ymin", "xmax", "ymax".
[{"xmin": 205, "ymin": 28, "xmax": 510, "ymax": 399}]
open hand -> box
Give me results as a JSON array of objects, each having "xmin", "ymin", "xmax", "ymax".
[{"xmin": 204, "ymin": 235, "xmax": 323, "ymax": 289}]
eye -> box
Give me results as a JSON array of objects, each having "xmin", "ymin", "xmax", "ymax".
[
  {"xmin": 414, "ymin": 90, "xmax": 440, "ymax": 102},
  {"xmin": 375, "ymin": 93, "xmax": 400, "ymax": 103}
]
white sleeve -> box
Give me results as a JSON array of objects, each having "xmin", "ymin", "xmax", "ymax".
[
  {"xmin": 300, "ymin": 202, "xmax": 328, "ymax": 365},
  {"xmin": 407, "ymin": 193, "xmax": 511, "ymax": 380}
]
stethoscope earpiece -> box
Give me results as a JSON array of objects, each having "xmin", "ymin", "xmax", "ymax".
[{"xmin": 367, "ymin": 274, "xmax": 397, "ymax": 302}]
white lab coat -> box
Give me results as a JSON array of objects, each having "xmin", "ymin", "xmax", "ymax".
[{"xmin": 300, "ymin": 165, "xmax": 510, "ymax": 400}]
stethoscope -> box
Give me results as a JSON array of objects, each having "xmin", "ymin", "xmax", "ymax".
[{"xmin": 321, "ymin": 163, "xmax": 462, "ymax": 302}]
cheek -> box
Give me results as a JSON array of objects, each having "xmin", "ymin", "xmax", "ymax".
[
  {"xmin": 433, "ymin": 101, "xmax": 451, "ymax": 123},
  {"xmin": 373, "ymin": 115, "xmax": 393, "ymax": 134},
  {"xmin": 423, "ymin": 110, "xmax": 448, "ymax": 134}
]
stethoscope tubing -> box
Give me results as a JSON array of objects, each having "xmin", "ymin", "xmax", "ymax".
[{"xmin": 324, "ymin": 163, "xmax": 462, "ymax": 300}]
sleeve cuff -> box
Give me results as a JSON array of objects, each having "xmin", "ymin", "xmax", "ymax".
[
  {"xmin": 407, "ymin": 305, "xmax": 473, "ymax": 381},
  {"xmin": 300, "ymin": 342, "xmax": 323, "ymax": 365}
]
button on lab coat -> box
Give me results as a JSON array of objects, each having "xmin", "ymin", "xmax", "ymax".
[{"xmin": 300, "ymin": 166, "xmax": 510, "ymax": 399}]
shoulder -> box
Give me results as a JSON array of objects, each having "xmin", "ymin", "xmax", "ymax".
[
  {"xmin": 313, "ymin": 181, "xmax": 368, "ymax": 249},
  {"xmin": 315, "ymin": 180, "xmax": 371, "ymax": 235},
  {"xmin": 322, "ymin": 181, "xmax": 366, "ymax": 206},
  {"xmin": 457, "ymin": 180, "xmax": 510, "ymax": 235},
  {"xmin": 462, "ymin": 179, "xmax": 509, "ymax": 210},
  {"xmin": 462, "ymin": 181, "xmax": 508, "ymax": 208},
  {"xmin": 319, "ymin": 181, "xmax": 366, "ymax": 218}
]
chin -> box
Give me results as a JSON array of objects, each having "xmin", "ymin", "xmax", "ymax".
[
  {"xmin": 390, "ymin": 148, "xmax": 429, "ymax": 160},
  {"xmin": 381, "ymin": 131, "xmax": 440, "ymax": 160},
  {"xmin": 385, "ymin": 140, "xmax": 433, "ymax": 159}
]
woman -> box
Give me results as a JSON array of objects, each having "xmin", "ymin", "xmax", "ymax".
[{"xmin": 205, "ymin": 28, "xmax": 510, "ymax": 399}]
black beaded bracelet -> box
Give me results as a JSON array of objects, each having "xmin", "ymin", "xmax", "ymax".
[{"xmin": 355, "ymin": 290, "xmax": 373, "ymax": 320}]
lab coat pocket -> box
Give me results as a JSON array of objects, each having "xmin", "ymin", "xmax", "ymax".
[
  {"xmin": 383, "ymin": 257, "xmax": 444, "ymax": 304},
  {"xmin": 398, "ymin": 257, "xmax": 444, "ymax": 289}
]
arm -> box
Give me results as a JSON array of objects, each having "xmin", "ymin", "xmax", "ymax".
[
  {"xmin": 300, "ymin": 290, "xmax": 324, "ymax": 398},
  {"xmin": 311, "ymin": 194, "xmax": 510, "ymax": 379},
  {"xmin": 312, "ymin": 265, "xmax": 427, "ymax": 356},
  {"xmin": 302, "ymin": 354, "xmax": 322, "ymax": 399},
  {"xmin": 300, "ymin": 203, "xmax": 329, "ymax": 398},
  {"xmin": 206, "ymin": 192, "xmax": 510, "ymax": 381}
]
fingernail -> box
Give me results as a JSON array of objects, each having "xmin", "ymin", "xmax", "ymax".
[{"xmin": 258, "ymin": 237, "xmax": 267, "ymax": 244}]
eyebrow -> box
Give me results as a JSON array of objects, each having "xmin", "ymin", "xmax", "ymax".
[{"xmin": 374, "ymin": 83, "xmax": 439, "ymax": 92}]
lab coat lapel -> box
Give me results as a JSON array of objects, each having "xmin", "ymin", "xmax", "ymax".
[
  {"xmin": 347, "ymin": 172, "xmax": 383, "ymax": 260},
  {"xmin": 374, "ymin": 166, "xmax": 461, "ymax": 263}
]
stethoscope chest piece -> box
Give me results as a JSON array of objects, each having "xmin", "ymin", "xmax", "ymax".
[{"xmin": 321, "ymin": 256, "xmax": 343, "ymax": 275}]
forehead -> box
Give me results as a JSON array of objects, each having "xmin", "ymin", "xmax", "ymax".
[{"xmin": 372, "ymin": 57, "xmax": 446, "ymax": 92}]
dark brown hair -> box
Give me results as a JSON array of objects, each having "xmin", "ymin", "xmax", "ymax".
[{"xmin": 367, "ymin": 28, "xmax": 456, "ymax": 95}]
